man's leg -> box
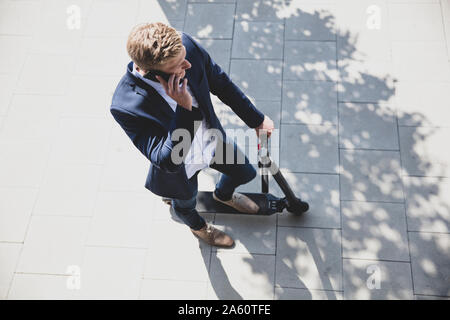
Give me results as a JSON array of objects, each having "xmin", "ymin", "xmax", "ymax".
[
  {"xmin": 171, "ymin": 189, "xmax": 234, "ymax": 248},
  {"xmin": 171, "ymin": 191, "xmax": 206, "ymax": 231},
  {"xmin": 209, "ymin": 138, "xmax": 258, "ymax": 213}
]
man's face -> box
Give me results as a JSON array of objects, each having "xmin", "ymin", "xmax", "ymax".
[{"xmin": 139, "ymin": 45, "xmax": 191, "ymax": 79}]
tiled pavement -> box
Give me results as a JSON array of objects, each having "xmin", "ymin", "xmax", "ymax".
[{"xmin": 1, "ymin": 0, "xmax": 450, "ymax": 300}]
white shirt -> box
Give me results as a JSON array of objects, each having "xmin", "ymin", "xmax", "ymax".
[{"xmin": 132, "ymin": 63, "xmax": 217, "ymax": 179}]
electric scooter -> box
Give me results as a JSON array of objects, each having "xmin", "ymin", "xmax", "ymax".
[{"xmin": 163, "ymin": 132, "xmax": 309, "ymax": 216}]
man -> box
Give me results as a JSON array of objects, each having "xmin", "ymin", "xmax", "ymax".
[{"xmin": 110, "ymin": 22, "xmax": 274, "ymax": 248}]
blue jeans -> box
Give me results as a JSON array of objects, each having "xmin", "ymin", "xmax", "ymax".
[{"xmin": 171, "ymin": 138, "xmax": 256, "ymax": 230}]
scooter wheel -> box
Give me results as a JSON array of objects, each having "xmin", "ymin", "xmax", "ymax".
[{"xmin": 287, "ymin": 199, "xmax": 309, "ymax": 215}]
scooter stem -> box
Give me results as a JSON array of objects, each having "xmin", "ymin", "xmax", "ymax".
[{"xmin": 258, "ymin": 132, "xmax": 309, "ymax": 214}]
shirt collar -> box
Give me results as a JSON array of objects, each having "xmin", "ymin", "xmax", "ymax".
[{"xmin": 132, "ymin": 63, "xmax": 161, "ymax": 86}]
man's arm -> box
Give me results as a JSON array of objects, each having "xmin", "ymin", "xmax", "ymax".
[
  {"xmin": 187, "ymin": 35, "xmax": 265, "ymax": 129},
  {"xmin": 110, "ymin": 104, "xmax": 196, "ymax": 173}
]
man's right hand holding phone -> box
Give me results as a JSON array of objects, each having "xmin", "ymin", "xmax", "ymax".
[{"xmin": 156, "ymin": 74, "xmax": 192, "ymax": 111}]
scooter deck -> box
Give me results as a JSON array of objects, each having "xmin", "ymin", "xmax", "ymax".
[{"xmin": 196, "ymin": 191, "xmax": 280, "ymax": 215}]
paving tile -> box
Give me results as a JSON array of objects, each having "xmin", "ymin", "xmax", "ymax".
[
  {"xmin": 0, "ymin": 243, "xmax": 22, "ymax": 299},
  {"xmin": 0, "ymin": 36, "xmax": 31, "ymax": 74},
  {"xmin": 15, "ymin": 53, "xmax": 74, "ymax": 95},
  {"xmin": 338, "ymin": 103, "xmax": 399, "ymax": 150},
  {"xmin": 84, "ymin": 0, "xmax": 139, "ymax": 37},
  {"xmin": 0, "ymin": 0, "xmax": 41, "ymax": 36},
  {"xmin": 284, "ymin": 41, "xmax": 338, "ymax": 81},
  {"xmin": 62, "ymin": 75, "xmax": 117, "ymax": 118},
  {"xmin": 74, "ymin": 246, "xmax": 146, "ymax": 299},
  {"xmin": 343, "ymin": 259, "xmax": 413, "ymax": 299},
  {"xmin": 274, "ymin": 287, "xmax": 343, "ymax": 300},
  {"xmin": 207, "ymin": 252, "xmax": 275, "ymax": 299},
  {"xmin": 232, "ymin": 21, "xmax": 284, "ymax": 59},
  {"xmin": 136, "ymin": 0, "xmax": 187, "ymax": 25},
  {"xmin": 339, "ymin": 149, "xmax": 404, "ymax": 202},
  {"xmin": 392, "ymin": 42, "xmax": 450, "ymax": 82},
  {"xmin": 169, "ymin": 20, "xmax": 185, "ymax": 31},
  {"xmin": 48, "ymin": 117, "xmax": 111, "ymax": 165},
  {"xmin": 213, "ymin": 214, "xmax": 277, "ymax": 254},
  {"xmin": 0, "ymin": 141, "xmax": 50, "ymax": 187},
  {"xmin": 143, "ymin": 191, "xmax": 174, "ymax": 222},
  {"xmin": 388, "ymin": 3, "xmax": 446, "ymax": 41},
  {"xmin": 284, "ymin": 4, "xmax": 337, "ymax": 40},
  {"xmin": 388, "ymin": 0, "xmax": 438, "ymax": 2},
  {"xmin": 276, "ymin": 171, "xmax": 341, "ymax": 229},
  {"xmin": 8, "ymin": 274, "xmax": 75, "ymax": 300},
  {"xmin": 337, "ymin": 59, "xmax": 395, "ymax": 104},
  {"xmin": 335, "ymin": 0, "xmax": 391, "ymax": 61},
  {"xmin": 403, "ymin": 176, "xmax": 450, "ymax": 233},
  {"xmin": 415, "ymin": 294, "xmax": 450, "ymax": 300},
  {"xmin": 280, "ymin": 124, "xmax": 339, "ymax": 174},
  {"xmin": 195, "ymin": 38, "xmax": 232, "ymax": 73},
  {"xmin": 276, "ymin": 227, "xmax": 342, "ymax": 290},
  {"xmin": 100, "ymin": 125, "xmax": 150, "ymax": 192},
  {"xmin": 409, "ymin": 232, "xmax": 450, "ymax": 297},
  {"xmin": 0, "ymin": 187, "xmax": 37, "ymax": 242},
  {"xmin": 29, "ymin": 28, "xmax": 83, "ymax": 56},
  {"xmin": 235, "ymin": 0, "xmax": 286, "ymax": 21},
  {"xmin": 399, "ymin": 126, "xmax": 450, "ymax": 178},
  {"xmin": 144, "ymin": 220, "xmax": 212, "ymax": 282},
  {"xmin": 16, "ymin": 216, "xmax": 91, "ymax": 275},
  {"xmin": 86, "ymin": 192, "xmax": 154, "ymax": 248},
  {"xmin": 395, "ymin": 82, "xmax": 450, "ymax": 128},
  {"xmin": 282, "ymin": 80, "xmax": 338, "ymax": 125},
  {"xmin": 0, "ymin": 95, "xmax": 64, "ymax": 143},
  {"xmin": 255, "ymin": 100, "xmax": 282, "ymax": 128},
  {"xmin": 184, "ymin": 3, "xmax": 235, "ymax": 38},
  {"xmin": 75, "ymin": 37, "xmax": 130, "ymax": 77},
  {"xmin": 230, "ymin": 59, "xmax": 282, "ymax": 101},
  {"xmin": 149, "ymin": 194, "xmax": 216, "ymax": 225},
  {"xmin": 0, "ymin": 74, "xmax": 16, "ymax": 116},
  {"xmin": 140, "ymin": 279, "xmax": 207, "ymax": 300},
  {"xmin": 28, "ymin": 0, "xmax": 92, "ymax": 55},
  {"xmin": 442, "ymin": 0, "xmax": 450, "ymax": 58},
  {"xmin": 33, "ymin": 163, "xmax": 103, "ymax": 217},
  {"xmin": 341, "ymin": 201, "xmax": 409, "ymax": 261},
  {"xmin": 190, "ymin": 0, "xmax": 236, "ymax": 2}
]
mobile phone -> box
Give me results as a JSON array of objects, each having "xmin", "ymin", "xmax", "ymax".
[{"xmin": 144, "ymin": 69, "xmax": 184, "ymax": 85}]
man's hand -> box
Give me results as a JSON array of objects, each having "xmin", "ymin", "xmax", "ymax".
[
  {"xmin": 255, "ymin": 115, "xmax": 275, "ymax": 138},
  {"xmin": 156, "ymin": 74, "xmax": 192, "ymax": 111}
]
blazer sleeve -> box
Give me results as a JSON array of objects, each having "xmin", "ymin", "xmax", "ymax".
[
  {"xmin": 110, "ymin": 105, "xmax": 198, "ymax": 173},
  {"xmin": 185, "ymin": 34, "xmax": 265, "ymax": 129}
]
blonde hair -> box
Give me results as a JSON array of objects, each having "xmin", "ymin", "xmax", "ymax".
[{"xmin": 126, "ymin": 22, "xmax": 183, "ymax": 71}]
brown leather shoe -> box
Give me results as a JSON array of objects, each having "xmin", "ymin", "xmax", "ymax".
[
  {"xmin": 191, "ymin": 224, "xmax": 234, "ymax": 248},
  {"xmin": 213, "ymin": 191, "xmax": 259, "ymax": 214}
]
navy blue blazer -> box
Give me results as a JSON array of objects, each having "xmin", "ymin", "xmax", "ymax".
[{"xmin": 110, "ymin": 32, "xmax": 265, "ymax": 200}]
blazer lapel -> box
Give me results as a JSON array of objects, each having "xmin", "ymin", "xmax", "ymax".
[
  {"xmin": 185, "ymin": 68, "xmax": 207, "ymax": 116},
  {"xmin": 133, "ymin": 83, "xmax": 175, "ymax": 119}
]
